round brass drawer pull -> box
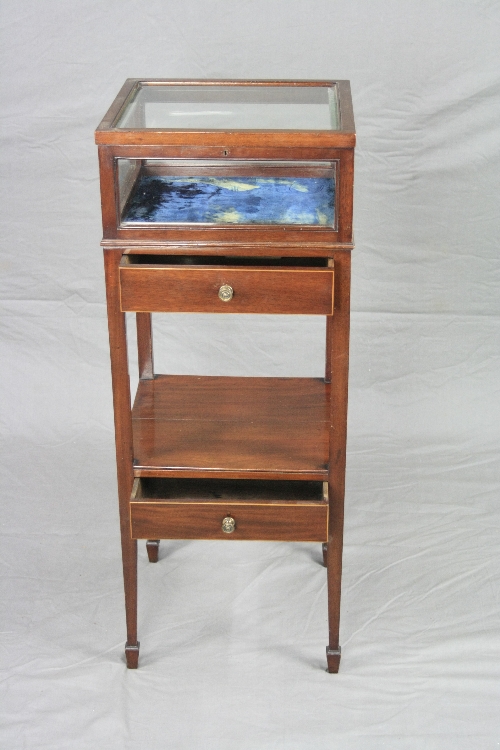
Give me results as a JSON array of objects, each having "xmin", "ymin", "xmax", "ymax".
[
  {"xmin": 218, "ymin": 284, "xmax": 233, "ymax": 302},
  {"xmin": 222, "ymin": 515, "xmax": 236, "ymax": 533}
]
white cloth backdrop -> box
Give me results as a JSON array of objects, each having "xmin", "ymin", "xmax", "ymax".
[{"xmin": 1, "ymin": 1, "xmax": 499, "ymax": 748}]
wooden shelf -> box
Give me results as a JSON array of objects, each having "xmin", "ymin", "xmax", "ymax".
[{"xmin": 132, "ymin": 375, "xmax": 330, "ymax": 480}]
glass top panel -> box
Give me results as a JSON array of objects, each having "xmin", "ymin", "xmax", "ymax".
[{"xmin": 114, "ymin": 84, "xmax": 339, "ymax": 130}]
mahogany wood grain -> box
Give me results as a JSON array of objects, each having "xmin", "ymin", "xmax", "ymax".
[
  {"xmin": 325, "ymin": 316, "xmax": 333, "ymax": 383},
  {"xmin": 120, "ymin": 265, "xmax": 334, "ymax": 315},
  {"xmin": 136, "ymin": 312, "xmax": 154, "ymax": 379},
  {"xmin": 326, "ymin": 249, "xmax": 351, "ymax": 673},
  {"xmin": 326, "ymin": 647, "xmax": 341, "ymax": 673},
  {"xmin": 325, "ymin": 258, "xmax": 335, "ymax": 382},
  {"xmin": 133, "ymin": 410, "xmax": 329, "ymax": 479},
  {"xmin": 113, "ymin": 226, "xmax": 348, "ymax": 247},
  {"xmin": 103, "ymin": 248, "xmax": 139, "ymax": 665},
  {"xmin": 99, "ymin": 79, "xmax": 355, "ymax": 672},
  {"xmin": 131, "ymin": 502, "xmax": 328, "ymax": 542},
  {"xmin": 133, "ymin": 375, "xmax": 329, "ymax": 421},
  {"xmin": 107, "ymin": 241, "xmax": 355, "ymax": 256},
  {"xmin": 98, "ymin": 140, "xmax": 352, "ymax": 245},
  {"xmin": 96, "ymin": 130, "xmax": 355, "ymax": 149},
  {"xmin": 135, "ymin": 468, "xmax": 327, "ymax": 481},
  {"xmin": 132, "ymin": 376, "xmax": 329, "ymax": 479},
  {"xmin": 108, "ymin": 144, "xmax": 352, "ymax": 161},
  {"xmin": 98, "ymin": 147, "xmax": 118, "ymax": 239},
  {"xmin": 337, "ymin": 150, "xmax": 354, "ymax": 245},
  {"xmin": 125, "ymin": 642, "xmax": 140, "ymax": 669},
  {"xmin": 146, "ymin": 539, "xmax": 160, "ymax": 562}
]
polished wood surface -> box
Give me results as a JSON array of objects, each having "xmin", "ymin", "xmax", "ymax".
[
  {"xmin": 98, "ymin": 78, "xmax": 355, "ymax": 671},
  {"xmin": 132, "ymin": 376, "xmax": 329, "ymax": 480},
  {"xmin": 124, "ymin": 642, "xmax": 140, "ymax": 669},
  {"xmin": 97, "ymin": 129, "xmax": 356, "ymax": 149},
  {"xmin": 96, "ymin": 81, "xmax": 354, "ymax": 244},
  {"xmin": 145, "ymin": 539, "xmax": 160, "ymax": 563},
  {"xmin": 101, "ymin": 142, "xmax": 351, "ymax": 248},
  {"xmin": 131, "ymin": 478, "xmax": 328, "ymax": 541},
  {"xmin": 326, "ymin": 249, "xmax": 351, "ymax": 673},
  {"xmin": 120, "ymin": 265, "xmax": 334, "ymax": 315},
  {"xmin": 107, "ymin": 241, "xmax": 354, "ymax": 255},
  {"xmin": 322, "ymin": 542, "xmax": 328, "ymax": 567},
  {"xmin": 337, "ymin": 150, "xmax": 354, "ymax": 244},
  {"xmin": 325, "ymin": 258, "xmax": 335, "ymax": 382},
  {"xmin": 131, "ymin": 502, "xmax": 328, "ymax": 542},
  {"xmin": 103, "ymin": 248, "xmax": 139, "ymax": 666},
  {"xmin": 133, "ymin": 374, "xmax": 329, "ymax": 421},
  {"xmin": 95, "ymin": 78, "xmax": 355, "ymax": 149},
  {"xmin": 136, "ymin": 312, "xmax": 154, "ymax": 380}
]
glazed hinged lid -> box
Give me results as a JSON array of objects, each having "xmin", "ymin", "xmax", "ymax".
[{"xmin": 95, "ymin": 79, "xmax": 355, "ymax": 148}]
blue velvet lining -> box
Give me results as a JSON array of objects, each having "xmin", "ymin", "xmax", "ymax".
[{"xmin": 123, "ymin": 175, "xmax": 335, "ymax": 225}]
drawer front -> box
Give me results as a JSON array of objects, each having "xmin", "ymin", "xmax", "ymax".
[
  {"xmin": 120, "ymin": 266, "xmax": 334, "ymax": 315},
  {"xmin": 130, "ymin": 502, "xmax": 328, "ymax": 542}
]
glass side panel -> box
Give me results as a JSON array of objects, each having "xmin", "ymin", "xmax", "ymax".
[
  {"xmin": 115, "ymin": 84, "xmax": 339, "ymax": 130},
  {"xmin": 118, "ymin": 160, "xmax": 336, "ymax": 227}
]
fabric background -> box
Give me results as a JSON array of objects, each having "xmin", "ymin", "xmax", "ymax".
[{"xmin": 1, "ymin": 1, "xmax": 499, "ymax": 748}]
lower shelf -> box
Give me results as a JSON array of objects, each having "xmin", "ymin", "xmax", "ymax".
[
  {"xmin": 132, "ymin": 375, "xmax": 330, "ymax": 480},
  {"xmin": 130, "ymin": 477, "xmax": 328, "ymax": 542}
]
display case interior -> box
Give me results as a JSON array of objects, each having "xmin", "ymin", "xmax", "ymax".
[{"xmin": 117, "ymin": 159, "xmax": 336, "ymax": 227}]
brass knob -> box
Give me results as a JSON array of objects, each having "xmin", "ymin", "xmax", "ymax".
[
  {"xmin": 222, "ymin": 516, "xmax": 236, "ymax": 534},
  {"xmin": 218, "ymin": 284, "xmax": 233, "ymax": 302}
]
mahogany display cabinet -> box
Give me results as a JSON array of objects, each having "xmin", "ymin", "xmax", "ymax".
[{"xmin": 95, "ymin": 79, "xmax": 355, "ymax": 671}]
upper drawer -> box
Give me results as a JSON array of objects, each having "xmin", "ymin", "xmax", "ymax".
[{"xmin": 119, "ymin": 257, "xmax": 334, "ymax": 315}]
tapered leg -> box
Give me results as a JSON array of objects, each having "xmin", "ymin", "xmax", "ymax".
[
  {"xmin": 104, "ymin": 248, "xmax": 140, "ymax": 668},
  {"xmin": 325, "ymin": 251, "xmax": 351, "ymax": 673},
  {"xmin": 146, "ymin": 539, "xmax": 160, "ymax": 563},
  {"xmin": 121, "ymin": 537, "xmax": 139, "ymax": 668}
]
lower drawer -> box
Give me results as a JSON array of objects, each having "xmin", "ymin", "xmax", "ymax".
[{"xmin": 130, "ymin": 478, "xmax": 328, "ymax": 542}]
